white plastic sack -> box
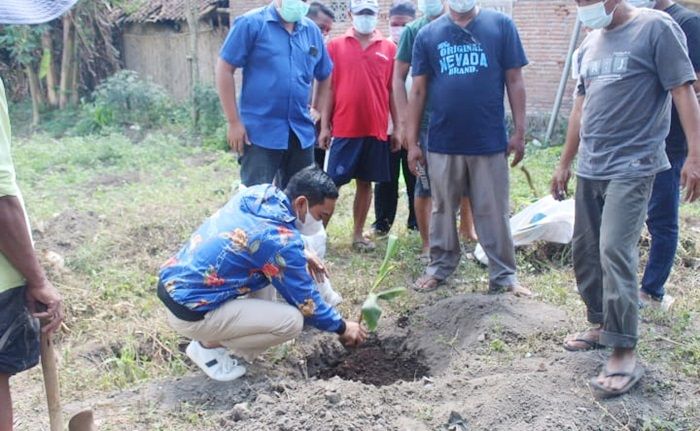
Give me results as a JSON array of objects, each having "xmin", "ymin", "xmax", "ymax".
[
  {"xmin": 474, "ymin": 195, "xmax": 575, "ymax": 265},
  {"xmin": 301, "ymin": 228, "xmax": 327, "ymax": 259}
]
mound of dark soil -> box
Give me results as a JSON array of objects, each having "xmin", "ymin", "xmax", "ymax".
[{"xmin": 306, "ymin": 336, "xmax": 430, "ymax": 386}]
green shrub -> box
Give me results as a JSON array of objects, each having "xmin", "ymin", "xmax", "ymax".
[
  {"xmin": 77, "ymin": 70, "xmax": 173, "ymax": 133},
  {"xmin": 193, "ymin": 84, "xmax": 224, "ymax": 136}
]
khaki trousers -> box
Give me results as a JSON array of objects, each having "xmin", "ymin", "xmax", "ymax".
[
  {"xmin": 426, "ymin": 151, "xmax": 517, "ymax": 288},
  {"xmin": 573, "ymin": 176, "xmax": 654, "ymax": 349},
  {"xmin": 166, "ymin": 287, "xmax": 303, "ymax": 362}
]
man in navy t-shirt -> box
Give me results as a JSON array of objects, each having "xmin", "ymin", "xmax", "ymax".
[
  {"xmin": 637, "ymin": 0, "xmax": 700, "ymax": 311},
  {"xmin": 406, "ymin": 0, "xmax": 531, "ymax": 296}
]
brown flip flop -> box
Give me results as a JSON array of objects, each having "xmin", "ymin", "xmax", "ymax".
[
  {"xmin": 590, "ymin": 363, "xmax": 644, "ymax": 399},
  {"xmin": 563, "ymin": 332, "xmax": 604, "ymax": 352},
  {"xmin": 413, "ymin": 274, "xmax": 444, "ymax": 292}
]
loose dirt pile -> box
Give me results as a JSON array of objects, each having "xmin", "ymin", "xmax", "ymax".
[{"xmin": 73, "ymin": 293, "xmax": 699, "ymax": 430}]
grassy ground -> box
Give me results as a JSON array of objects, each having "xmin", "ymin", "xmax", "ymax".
[{"xmin": 9, "ymin": 130, "xmax": 700, "ymax": 430}]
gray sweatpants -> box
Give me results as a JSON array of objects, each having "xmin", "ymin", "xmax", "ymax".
[
  {"xmin": 573, "ymin": 175, "xmax": 654, "ymax": 349},
  {"xmin": 426, "ymin": 151, "xmax": 517, "ymax": 288}
]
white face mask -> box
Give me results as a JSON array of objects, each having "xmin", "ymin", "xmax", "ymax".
[
  {"xmin": 627, "ymin": 0, "xmax": 654, "ymax": 8},
  {"xmin": 418, "ymin": 0, "xmax": 444, "ymax": 17},
  {"xmin": 577, "ymin": 0, "xmax": 618, "ymax": 29},
  {"xmin": 390, "ymin": 25, "xmax": 405, "ymax": 43},
  {"xmin": 448, "ymin": 0, "xmax": 476, "ymax": 14},
  {"xmin": 295, "ymin": 201, "xmax": 323, "ymax": 236},
  {"xmin": 353, "ymin": 14, "xmax": 378, "ymax": 34}
]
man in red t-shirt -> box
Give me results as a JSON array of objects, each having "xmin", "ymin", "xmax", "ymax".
[{"xmin": 320, "ymin": 0, "xmax": 398, "ymax": 251}]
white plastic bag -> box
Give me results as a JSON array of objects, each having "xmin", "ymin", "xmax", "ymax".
[
  {"xmin": 301, "ymin": 228, "xmax": 327, "ymax": 259},
  {"xmin": 474, "ymin": 195, "xmax": 575, "ymax": 265}
]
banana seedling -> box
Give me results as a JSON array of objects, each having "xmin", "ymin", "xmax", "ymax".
[{"xmin": 359, "ymin": 235, "xmax": 407, "ymax": 331}]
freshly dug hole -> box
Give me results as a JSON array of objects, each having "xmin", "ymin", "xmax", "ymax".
[{"xmin": 305, "ymin": 335, "xmax": 430, "ymax": 386}]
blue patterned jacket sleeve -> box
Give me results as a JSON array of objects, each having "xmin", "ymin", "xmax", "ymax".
[{"xmin": 262, "ymin": 232, "xmax": 343, "ymax": 333}]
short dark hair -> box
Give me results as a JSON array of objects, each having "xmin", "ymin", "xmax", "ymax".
[
  {"xmin": 285, "ymin": 166, "xmax": 339, "ymax": 206},
  {"xmin": 389, "ymin": 1, "xmax": 416, "ymax": 17},
  {"xmin": 307, "ymin": 1, "xmax": 336, "ymax": 20}
]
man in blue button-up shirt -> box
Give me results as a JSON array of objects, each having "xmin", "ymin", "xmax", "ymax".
[{"xmin": 216, "ymin": 0, "xmax": 333, "ymax": 189}]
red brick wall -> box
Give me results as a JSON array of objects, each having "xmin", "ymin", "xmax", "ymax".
[
  {"xmin": 229, "ymin": 0, "xmax": 581, "ymax": 117},
  {"xmin": 513, "ymin": 0, "xmax": 580, "ymax": 116}
]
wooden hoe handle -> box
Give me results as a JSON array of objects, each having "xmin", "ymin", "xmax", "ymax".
[{"xmin": 40, "ymin": 331, "xmax": 64, "ymax": 431}]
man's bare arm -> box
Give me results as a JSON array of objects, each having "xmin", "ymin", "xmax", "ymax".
[
  {"xmin": 392, "ymin": 60, "xmax": 411, "ymax": 147},
  {"xmin": 215, "ymin": 58, "xmax": 249, "ymax": 153},
  {"xmin": 318, "ymin": 76, "xmax": 334, "ymax": 150},
  {"xmin": 550, "ymin": 94, "xmax": 584, "ymax": 199},
  {"xmin": 672, "ymin": 83, "xmax": 700, "ymax": 202},
  {"xmin": 0, "ymin": 196, "xmax": 62, "ymax": 332},
  {"xmin": 405, "ymin": 74, "xmax": 428, "ymax": 175},
  {"xmin": 505, "ymin": 67, "xmax": 527, "ymax": 167}
]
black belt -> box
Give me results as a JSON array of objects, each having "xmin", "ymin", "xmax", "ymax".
[{"xmin": 157, "ymin": 281, "xmax": 206, "ymax": 322}]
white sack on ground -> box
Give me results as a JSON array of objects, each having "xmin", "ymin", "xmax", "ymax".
[{"xmin": 474, "ymin": 195, "xmax": 575, "ymax": 265}]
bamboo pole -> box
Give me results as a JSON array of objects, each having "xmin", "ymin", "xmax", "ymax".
[
  {"xmin": 58, "ymin": 12, "xmax": 74, "ymax": 109},
  {"xmin": 42, "ymin": 30, "xmax": 59, "ymax": 107}
]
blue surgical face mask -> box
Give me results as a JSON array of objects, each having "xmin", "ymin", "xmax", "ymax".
[
  {"xmin": 353, "ymin": 14, "xmax": 378, "ymax": 34},
  {"xmin": 279, "ymin": 0, "xmax": 310, "ymax": 23},
  {"xmin": 448, "ymin": 0, "xmax": 476, "ymax": 14},
  {"xmin": 577, "ymin": 0, "xmax": 618, "ymax": 29},
  {"xmin": 418, "ymin": 0, "xmax": 444, "ymax": 17}
]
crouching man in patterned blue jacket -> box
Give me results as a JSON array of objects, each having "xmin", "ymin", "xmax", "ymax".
[{"xmin": 157, "ymin": 167, "xmax": 367, "ymax": 381}]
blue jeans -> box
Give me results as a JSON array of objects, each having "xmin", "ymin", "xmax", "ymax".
[{"xmin": 641, "ymin": 153, "xmax": 686, "ymax": 300}]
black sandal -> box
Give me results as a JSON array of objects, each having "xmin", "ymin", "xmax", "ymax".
[
  {"xmin": 563, "ymin": 332, "xmax": 603, "ymax": 352},
  {"xmin": 590, "ymin": 363, "xmax": 644, "ymax": 399}
]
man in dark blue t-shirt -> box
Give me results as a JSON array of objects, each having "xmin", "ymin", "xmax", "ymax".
[
  {"xmin": 637, "ymin": 0, "xmax": 700, "ymax": 311},
  {"xmin": 406, "ymin": 1, "xmax": 530, "ymax": 295}
]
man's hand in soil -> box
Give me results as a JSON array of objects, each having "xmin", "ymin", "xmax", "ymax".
[
  {"xmin": 305, "ymin": 248, "xmax": 328, "ymax": 284},
  {"xmin": 227, "ymin": 120, "xmax": 251, "ymax": 155},
  {"xmin": 339, "ymin": 321, "xmax": 367, "ymax": 348},
  {"xmin": 26, "ymin": 279, "xmax": 64, "ymax": 334}
]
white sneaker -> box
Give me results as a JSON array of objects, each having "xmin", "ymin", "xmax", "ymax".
[
  {"xmin": 185, "ymin": 341, "xmax": 247, "ymax": 382},
  {"xmin": 639, "ymin": 292, "xmax": 676, "ymax": 312},
  {"xmin": 660, "ymin": 294, "xmax": 676, "ymax": 312}
]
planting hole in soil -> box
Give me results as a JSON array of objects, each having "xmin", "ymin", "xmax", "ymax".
[{"xmin": 305, "ymin": 336, "xmax": 430, "ymax": 386}]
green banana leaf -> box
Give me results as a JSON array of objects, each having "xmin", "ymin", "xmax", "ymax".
[
  {"xmin": 360, "ymin": 234, "xmax": 405, "ymax": 331},
  {"xmin": 375, "ymin": 286, "xmax": 407, "ymax": 300},
  {"xmin": 361, "ymin": 287, "xmax": 407, "ymax": 331},
  {"xmin": 361, "ymin": 293, "xmax": 381, "ymax": 332},
  {"xmin": 373, "ymin": 235, "xmax": 399, "ymax": 292}
]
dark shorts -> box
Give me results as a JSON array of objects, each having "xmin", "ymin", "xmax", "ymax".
[
  {"xmin": 0, "ymin": 286, "xmax": 40, "ymax": 375},
  {"xmin": 326, "ymin": 137, "xmax": 391, "ymax": 187}
]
